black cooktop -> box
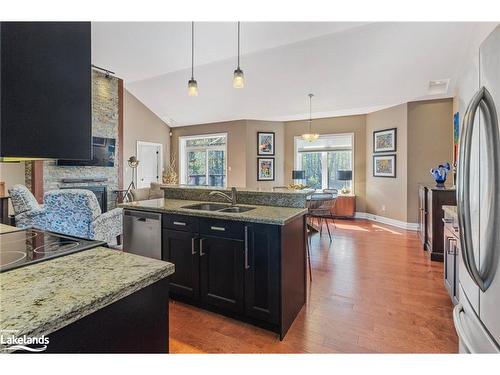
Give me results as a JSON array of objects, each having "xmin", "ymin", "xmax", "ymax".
[{"xmin": 0, "ymin": 228, "xmax": 106, "ymax": 272}]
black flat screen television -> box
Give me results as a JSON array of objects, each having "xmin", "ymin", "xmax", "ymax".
[{"xmin": 57, "ymin": 136, "xmax": 116, "ymax": 167}]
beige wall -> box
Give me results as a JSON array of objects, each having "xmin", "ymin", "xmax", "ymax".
[
  {"xmin": 245, "ymin": 120, "xmax": 285, "ymax": 189},
  {"xmin": 366, "ymin": 104, "xmax": 408, "ymax": 222},
  {"xmin": 123, "ymin": 89, "xmax": 171, "ymax": 183},
  {"xmin": 0, "ymin": 162, "xmax": 26, "ymax": 214},
  {"xmin": 406, "ymin": 99, "xmax": 454, "ymax": 223},
  {"xmin": 284, "ymin": 115, "xmax": 367, "ymax": 212},
  {"xmin": 170, "ymin": 120, "xmax": 247, "ymax": 187}
]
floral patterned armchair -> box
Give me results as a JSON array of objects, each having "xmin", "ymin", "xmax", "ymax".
[
  {"xmin": 42, "ymin": 189, "xmax": 122, "ymax": 245},
  {"xmin": 8, "ymin": 184, "xmax": 46, "ymax": 229}
]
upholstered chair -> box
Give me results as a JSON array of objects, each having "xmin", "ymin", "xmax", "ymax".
[
  {"xmin": 43, "ymin": 189, "xmax": 122, "ymax": 245},
  {"xmin": 129, "ymin": 182, "xmax": 164, "ymax": 201},
  {"xmin": 8, "ymin": 184, "xmax": 46, "ymax": 228}
]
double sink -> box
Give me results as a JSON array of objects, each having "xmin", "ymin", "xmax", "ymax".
[{"xmin": 181, "ymin": 203, "xmax": 256, "ymax": 214}]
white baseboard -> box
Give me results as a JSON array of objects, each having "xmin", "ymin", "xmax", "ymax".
[{"xmin": 354, "ymin": 212, "xmax": 419, "ymax": 231}]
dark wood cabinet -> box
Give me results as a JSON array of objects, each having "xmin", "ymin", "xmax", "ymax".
[
  {"xmin": 418, "ymin": 185, "xmax": 456, "ymax": 261},
  {"xmin": 1, "ymin": 22, "xmax": 92, "ymax": 160},
  {"xmin": 161, "ymin": 213, "xmax": 306, "ymax": 339},
  {"xmin": 200, "ymin": 236, "xmax": 245, "ymax": 313},
  {"xmin": 244, "ymin": 224, "xmax": 280, "ymax": 324},
  {"xmin": 162, "ymin": 229, "xmax": 199, "ymax": 300}
]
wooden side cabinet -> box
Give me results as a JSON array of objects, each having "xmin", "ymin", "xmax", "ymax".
[
  {"xmin": 418, "ymin": 185, "xmax": 456, "ymax": 261},
  {"xmin": 333, "ymin": 194, "xmax": 356, "ymax": 218}
]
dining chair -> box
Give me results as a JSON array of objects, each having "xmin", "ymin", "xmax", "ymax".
[{"xmin": 307, "ymin": 192, "xmax": 336, "ymax": 242}]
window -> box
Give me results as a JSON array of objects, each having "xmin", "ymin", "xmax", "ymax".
[
  {"xmin": 179, "ymin": 133, "xmax": 227, "ymax": 187},
  {"xmin": 295, "ymin": 134, "xmax": 354, "ymax": 191}
]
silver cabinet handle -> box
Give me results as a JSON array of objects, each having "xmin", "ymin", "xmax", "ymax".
[
  {"xmin": 457, "ymin": 86, "xmax": 500, "ymax": 292},
  {"xmin": 210, "ymin": 226, "xmax": 225, "ymax": 231},
  {"xmin": 442, "ymin": 218, "xmax": 453, "ymax": 224},
  {"xmin": 199, "ymin": 238, "xmax": 205, "ymax": 256},
  {"xmin": 191, "ymin": 237, "xmax": 197, "ymax": 255},
  {"xmin": 244, "ymin": 226, "xmax": 249, "ymax": 270},
  {"xmin": 173, "ymin": 221, "xmax": 186, "ymax": 226}
]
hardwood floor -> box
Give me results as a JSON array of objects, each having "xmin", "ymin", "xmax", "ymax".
[{"xmin": 169, "ymin": 219, "xmax": 458, "ymax": 353}]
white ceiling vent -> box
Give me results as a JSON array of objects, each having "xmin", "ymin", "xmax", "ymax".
[{"xmin": 428, "ymin": 79, "xmax": 450, "ymax": 95}]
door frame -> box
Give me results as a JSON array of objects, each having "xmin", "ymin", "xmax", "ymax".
[{"xmin": 136, "ymin": 141, "xmax": 163, "ymax": 188}]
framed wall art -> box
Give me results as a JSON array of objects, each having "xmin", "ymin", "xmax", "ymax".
[
  {"xmin": 373, "ymin": 154, "xmax": 396, "ymax": 178},
  {"xmin": 257, "ymin": 157, "xmax": 275, "ymax": 181},
  {"xmin": 257, "ymin": 132, "xmax": 275, "ymax": 156},
  {"xmin": 373, "ymin": 128, "xmax": 397, "ymax": 153}
]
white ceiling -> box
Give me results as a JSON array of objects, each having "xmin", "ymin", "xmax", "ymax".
[{"xmin": 91, "ymin": 22, "xmax": 497, "ymax": 127}]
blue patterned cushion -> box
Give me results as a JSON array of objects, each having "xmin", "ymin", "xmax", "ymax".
[{"xmin": 8, "ymin": 184, "xmax": 40, "ymax": 214}]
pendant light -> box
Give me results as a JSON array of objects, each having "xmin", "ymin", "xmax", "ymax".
[
  {"xmin": 233, "ymin": 22, "xmax": 245, "ymax": 88},
  {"xmin": 188, "ymin": 21, "xmax": 198, "ymax": 96},
  {"xmin": 301, "ymin": 93, "xmax": 319, "ymax": 142}
]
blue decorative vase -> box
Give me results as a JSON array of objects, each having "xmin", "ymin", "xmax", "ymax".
[{"xmin": 430, "ymin": 162, "xmax": 451, "ymax": 187}]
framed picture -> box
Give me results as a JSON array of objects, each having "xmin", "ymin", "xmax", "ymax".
[
  {"xmin": 257, "ymin": 158, "xmax": 275, "ymax": 181},
  {"xmin": 257, "ymin": 132, "xmax": 275, "ymax": 156},
  {"xmin": 373, "ymin": 154, "xmax": 396, "ymax": 178},
  {"xmin": 373, "ymin": 128, "xmax": 397, "ymax": 153}
]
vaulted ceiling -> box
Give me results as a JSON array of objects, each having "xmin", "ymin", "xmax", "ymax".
[{"xmin": 92, "ymin": 22, "xmax": 497, "ymax": 126}]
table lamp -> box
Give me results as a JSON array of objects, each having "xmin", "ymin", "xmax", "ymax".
[
  {"xmin": 337, "ymin": 170, "xmax": 352, "ymax": 194},
  {"xmin": 292, "ymin": 170, "xmax": 306, "ymax": 184}
]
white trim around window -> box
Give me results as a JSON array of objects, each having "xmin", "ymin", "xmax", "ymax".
[
  {"xmin": 294, "ymin": 133, "xmax": 355, "ymax": 192},
  {"xmin": 179, "ymin": 132, "xmax": 228, "ymax": 187}
]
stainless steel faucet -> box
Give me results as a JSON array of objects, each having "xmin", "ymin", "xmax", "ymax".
[{"xmin": 209, "ymin": 187, "xmax": 237, "ymax": 206}]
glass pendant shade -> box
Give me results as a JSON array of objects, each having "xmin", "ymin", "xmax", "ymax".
[
  {"xmin": 188, "ymin": 79, "xmax": 198, "ymax": 96},
  {"xmin": 301, "ymin": 93, "xmax": 319, "ymax": 142},
  {"xmin": 233, "ymin": 68, "xmax": 245, "ymax": 88},
  {"xmin": 301, "ymin": 132, "xmax": 320, "ymax": 142}
]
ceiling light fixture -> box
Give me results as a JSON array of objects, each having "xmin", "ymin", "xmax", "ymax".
[
  {"xmin": 233, "ymin": 22, "xmax": 245, "ymax": 89},
  {"xmin": 301, "ymin": 93, "xmax": 319, "ymax": 142},
  {"xmin": 188, "ymin": 21, "xmax": 198, "ymax": 96}
]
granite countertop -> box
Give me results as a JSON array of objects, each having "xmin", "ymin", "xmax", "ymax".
[
  {"xmin": 120, "ymin": 198, "xmax": 308, "ymax": 225},
  {"xmin": 160, "ymin": 184, "xmax": 313, "ymax": 195},
  {"xmin": 0, "ymin": 224, "xmax": 22, "ymax": 234},
  {"xmin": 442, "ymin": 205, "xmax": 457, "ymax": 219},
  {"xmin": 0, "ymin": 247, "xmax": 174, "ymax": 351}
]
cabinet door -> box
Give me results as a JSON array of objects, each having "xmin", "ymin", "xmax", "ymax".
[
  {"xmin": 244, "ymin": 224, "xmax": 280, "ymax": 324},
  {"xmin": 162, "ymin": 229, "xmax": 199, "ymax": 301},
  {"xmin": 199, "ymin": 236, "xmax": 244, "ymax": 313}
]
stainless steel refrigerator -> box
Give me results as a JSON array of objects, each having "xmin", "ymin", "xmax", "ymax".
[{"xmin": 455, "ymin": 25, "xmax": 500, "ymax": 353}]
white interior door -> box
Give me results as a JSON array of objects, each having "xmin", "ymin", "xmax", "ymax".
[{"xmin": 136, "ymin": 141, "xmax": 163, "ymax": 189}]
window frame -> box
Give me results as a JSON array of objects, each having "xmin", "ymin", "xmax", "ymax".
[
  {"xmin": 294, "ymin": 133, "xmax": 355, "ymax": 192},
  {"xmin": 179, "ymin": 132, "xmax": 228, "ymax": 187}
]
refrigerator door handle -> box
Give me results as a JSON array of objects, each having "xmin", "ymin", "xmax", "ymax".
[
  {"xmin": 453, "ymin": 304, "xmax": 475, "ymax": 353},
  {"xmin": 457, "ymin": 86, "xmax": 500, "ymax": 292}
]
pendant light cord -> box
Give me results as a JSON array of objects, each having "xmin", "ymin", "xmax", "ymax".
[
  {"xmin": 191, "ymin": 21, "xmax": 194, "ymax": 80},
  {"xmin": 309, "ymin": 93, "xmax": 313, "ymax": 132},
  {"xmin": 237, "ymin": 21, "xmax": 241, "ymax": 69}
]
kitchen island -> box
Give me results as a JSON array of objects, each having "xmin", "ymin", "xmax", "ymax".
[
  {"xmin": 120, "ymin": 195, "xmax": 308, "ymax": 339},
  {"xmin": 0, "ymin": 245, "xmax": 174, "ymax": 353}
]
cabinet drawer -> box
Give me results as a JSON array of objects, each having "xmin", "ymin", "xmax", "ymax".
[
  {"xmin": 162, "ymin": 214, "xmax": 199, "ymax": 232},
  {"xmin": 200, "ymin": 218, "xmax": 245, "ymax": 240}
]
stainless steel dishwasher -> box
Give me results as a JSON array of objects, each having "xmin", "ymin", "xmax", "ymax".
[{"xmin": 123, "ymin": 209, "xmax": 162, "ymax": 260}]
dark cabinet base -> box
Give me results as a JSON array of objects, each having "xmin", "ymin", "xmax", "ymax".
[
  {"xmin": 45, "ymin": 278, "xmax": 170, "ymax": 353},
  {"xmin": 162, "ymin": 214, "xmax": 306, "ymax": 340}
]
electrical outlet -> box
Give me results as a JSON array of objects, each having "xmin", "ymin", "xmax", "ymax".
[{"xmin": 382, "ymin": 205, "xmax": 386, "ymax": 212}]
